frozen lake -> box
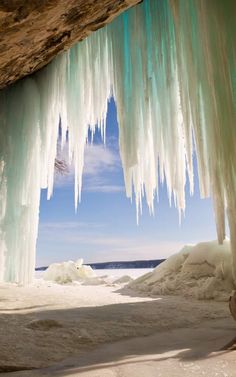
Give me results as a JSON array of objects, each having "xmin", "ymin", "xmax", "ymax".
[
  {"xmin": 35, "ymin": 268, "xmax": 152, "ymax": 280},
  {"xmin": 95, "ymin": 268, "xmax": 152, "ymax": 279}
]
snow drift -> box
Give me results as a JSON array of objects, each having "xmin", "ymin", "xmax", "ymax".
[{"xmin": 129, "ymin": 240, "xmax": 235, "ymax": 301}]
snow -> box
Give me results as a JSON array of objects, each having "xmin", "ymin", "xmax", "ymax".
[
  {"xmin": 43, "ymin": 261, "xmax": 146, "ymax": 286},
  {"xmin": 0, "ymin": 272, "xmax": 235, "ymax": 376},
  {"xmin": 113, "ymin": 275, "xmax": 133, "ymax": 284},
  {"xmin": 130, "ymin": 240, "xmax": 235, "ymax": 301},
  {"xmin": 0, "ymin": 0, "xmax": 235, "ymax": 283},
  {"xmin": 95, "ymin": 268, "xmax": 152, "ymax": 280},
  {"xmin": 43, "ymin": 259, "xmax": 97, "ymax": 284}
]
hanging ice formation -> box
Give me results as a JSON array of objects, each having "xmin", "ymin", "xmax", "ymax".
[{"xmin": 0, "ymin": 0, "xmax": 235, "ymax": 284}]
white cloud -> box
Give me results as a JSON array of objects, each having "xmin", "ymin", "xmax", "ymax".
[
  {"xmin": 39, "ymin": 221, "xmax": 104, "ymax": 231},
  {"xmin": 83, "ymin": 144, "xmax": 120, "ymax": 174},
  {"xmin": 37, "ymin": 220, "xmax": 184, "ymax": 265},
  {"xmin": 54, "ymin": 142, "xmax": 124, "ymax": 194},
  {"xmin": 84, "ymin": 184, "xmax": 124, "ymax": 193}
]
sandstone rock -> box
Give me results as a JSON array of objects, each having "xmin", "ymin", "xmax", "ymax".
[{"xmin": 0, "ymin": 0, "xmax": 140, "ymax": 88}]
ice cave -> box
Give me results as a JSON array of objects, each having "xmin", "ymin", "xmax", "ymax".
[{"xmin": 0, "ymin": 0, "xmax": 235, "ymax": 284}]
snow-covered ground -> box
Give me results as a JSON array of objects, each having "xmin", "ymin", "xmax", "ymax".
[
  {"xmin": 39, "ymin": 240, "xmax": 236, "ymax": 302},
  {"xmin": 0, "ymin": 266, "xmax": 235, "ymax": 377}
]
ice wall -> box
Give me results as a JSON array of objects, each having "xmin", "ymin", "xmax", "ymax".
[{"xmin": 0, "ymin": 0, "xmax": 235, "ymax": 283}]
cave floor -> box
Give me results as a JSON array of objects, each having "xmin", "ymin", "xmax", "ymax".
[{"xmin": 0, "ymin": 279, "xmax": 235, "ymax": 376}]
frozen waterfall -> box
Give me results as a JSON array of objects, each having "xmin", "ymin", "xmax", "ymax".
[{"xmin": 0, "ymin": 0, "xmax": 235, "ymax": 283}]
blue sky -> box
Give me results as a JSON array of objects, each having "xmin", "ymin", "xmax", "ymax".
[{"xmin": 36, "ymin": 98, "xmax": 217, "ymax": 267}]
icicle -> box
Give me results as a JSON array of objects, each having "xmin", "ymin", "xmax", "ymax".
[
  {"xmin": 0, "ymin": 0, "xmax": 235, "ymax": 283},
  {"xmin": 170, "ymin": 0, "xmax": 236, "ymax": 275}
]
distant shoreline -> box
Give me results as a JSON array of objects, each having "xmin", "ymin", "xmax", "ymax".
[{"xmin": 35, "ymin": 259, "xmax": 165, "ymax": 271}]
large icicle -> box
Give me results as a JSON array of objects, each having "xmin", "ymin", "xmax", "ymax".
[
  {"xmin": 169, "ymin": 0, "xmax": 236, "ymax": 277},
  {"xmin": 0, "ymin": 0, "xmax": 235, "ymax": 284}
]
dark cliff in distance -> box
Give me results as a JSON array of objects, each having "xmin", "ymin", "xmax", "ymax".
[
  {"xmin": 36, "ymin": 259, "xmax": 165, "ymax": 271},
  {"xmin": 87, "ymin": 259, "xmax": 165, "ymax": 270}
]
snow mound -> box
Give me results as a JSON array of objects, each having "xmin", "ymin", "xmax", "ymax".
[
  {"xmin": 43, "ymin": 259, "xmax": 97, "ymax": 284},
  {"xmin": 81, "ymin": 277, "xmax": 108, "ymax": 286},
  {"xmin": 113, "ymin": 275, "xmax": 134, "ymax": 284},
  {"xmin": 129, "ymin": 240, "xmax": 235, "ymax": 301}
]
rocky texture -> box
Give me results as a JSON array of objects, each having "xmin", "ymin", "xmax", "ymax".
[
  {"xmin": 0, "ymin": 0, "xmax": 140, "ymax": 88},
  {"xmin": 229, "ymin": 291, "xmax": 236, "ymax": 321}
]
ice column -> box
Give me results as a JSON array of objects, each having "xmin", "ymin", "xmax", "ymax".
[
  {"xmin": 169, "ymin": 0, "xmax": 236, "ymax": 278},
  {"xmin": 0, "ymin": 0, "xmax": 235, "ymax": 283},
  {"xmin": 0, "ymin": 31, "xmax": 112, "ymax": 284}
]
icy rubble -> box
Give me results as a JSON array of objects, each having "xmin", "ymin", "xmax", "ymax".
[
  {"xmin": 0, "ymin": 0, "xmax": 235, "ymax": 283},
  {"xmin": 43, "ymin": 259, "xmax": 134, "ymax": 286},
  {"xmin": 130, "ymin": 240, "xmax": 235, "ymax": 301},
  {"xmin": 43, "ymin": 259, "xmax": 97, "ymax": 284}
]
